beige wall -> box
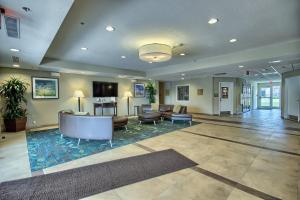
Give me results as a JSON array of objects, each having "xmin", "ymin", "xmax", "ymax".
[
  {"xmin": 164, "ymin": 77, "xmax": 214, "ymax": 114},
  {"xmin": 0, "ymin": 67, "xmax": 150, "ymax": 129},
  {"xmin": 163, "ymin": 77, "xmax": 244, "ymax": 115}
]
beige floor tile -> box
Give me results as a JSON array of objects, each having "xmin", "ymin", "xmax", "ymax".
[
  {"xmin": 82, "ymin": 190, "xmax": 122, "ymax": 200},
  {"xmin": 241, "ymin": 151, "xmax": 300, "ymax": 200},
  {"xmin": 0, "ymin": 131, "xmax": 31, "ymax": 182},
  {"xmin": 265, "ymin": 133, "xmax": 300, "ymax": 153},
  {"xmin": 226, "ymin": 189, "xmax": 263, "ymax": 200}
]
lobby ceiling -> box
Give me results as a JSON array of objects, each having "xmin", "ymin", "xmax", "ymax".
[{"xmin": 0, "ymin": 0, "xmax": 300, "ymax": 81}]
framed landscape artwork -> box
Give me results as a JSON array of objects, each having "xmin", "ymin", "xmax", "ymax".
[
  {"xmin": 134, "ymin": 83, "xmax": 145, "ymax": 98},
  {"xmin": 32, "ymin": 77, "xmax": 59, "ymax": 99},
  {"xmin": 176, "ymin": 84, "xmax": 189, "ymax": 101}
]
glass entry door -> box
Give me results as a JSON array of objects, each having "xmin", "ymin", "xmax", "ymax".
[
  {"xmin": 257, "ymin": 83, "xmax": 280, "ymax": 109},
  {"xmin": 272, "ymin": 86, "xmax": 280, "ymax": 108},
  {"xmin": 258, "ymin": 87, "xmax": 271, "ymax": 109}
]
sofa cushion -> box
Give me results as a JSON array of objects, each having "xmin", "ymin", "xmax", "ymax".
[
  {"xmin": 140, "ymin": 104, "xmax": 152, "ymax": 114},
  {"xmin": 171, "ymin": 113, "xmax": 192, "ymax": 118}
]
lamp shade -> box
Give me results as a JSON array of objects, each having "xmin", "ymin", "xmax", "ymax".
[
  {"xmin": 124, "ymin": 91, "xmax": 133, "ymax": 98},
  {"xmin": 73, "ymin": 90, "xmax": 85, "ymax": 98},
  {"xmin": 139, "ymin": 43, "xmax": 172, "ymax": 62}
]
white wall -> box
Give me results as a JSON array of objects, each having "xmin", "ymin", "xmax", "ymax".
[
  {"xmin": 285, "ymin": 76, "xmax": 300, "ymax": 117},
  {"xmin": 164, "ymin": 77, "xmax": 214, "ymax": 114}
]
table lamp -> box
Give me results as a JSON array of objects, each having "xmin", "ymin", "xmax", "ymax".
[
  {"xmin": 74, "ymin": 90, "xmax": 85, "ymax": 112},
  {"xmin": 124, "ymin": 91, "xmax": 133, "ymax": 116}
]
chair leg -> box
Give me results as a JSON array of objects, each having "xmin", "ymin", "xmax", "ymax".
[
  {"xmin": 125, "ymin": 125, "xmax": 128, "ymax": 131},
  {"xmin": 161, "ymin": 117, "xmax": 164, "ymax": 121},
  {"xmin": 189, "ymin": 120, "xmax": 192, "ymax": 126},
  {"xmin": 139, "ymin": 121, "xmax": 142, "ymax": 125},
  {"xmin": 109, "ymin": 140, "xmax": 112, "ymax": 148},
  {"xmin": 153, "ymin": 120, "xmax": 156, "ymax": 125},
  {"xmin": 77, "ymin": 138, "xmax": 81, "ymax": 146},
  {"xmin": 60, "ymin": 134, "xmax": 63, "ymax": 139},
  {"xmin": 172, "ymin": 120, "xmax": 174, "ymax": 124}
]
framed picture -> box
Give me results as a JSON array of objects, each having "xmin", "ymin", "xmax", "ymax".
[
  {"xmin": 197, "ymin": 89, "xmax": 203, "ymax": 95},
  {"xmin": 32, "ymin": 77, "xmax": 59, "ymax": 99},
  {"xmin": 176, "ymin": 84, "xmax": 189, "ymax": 101},
  {"xmin": 134, "ymin": 83, "xmax": 145, "ymax": 98},
  {"xmin": 221, "ymin": 87, "xmax": 228, "ymax": 99}
]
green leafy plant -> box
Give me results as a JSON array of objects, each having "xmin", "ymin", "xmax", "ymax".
[
  {"xmin": 145, "ymin": 82, "xmax": 157, "ymax": 104},
  {"xmin": 0, "ymin": 77, "xmax": 29, "ymax": 119}
]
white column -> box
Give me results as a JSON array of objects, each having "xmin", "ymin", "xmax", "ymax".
[{"xmin": 298, "ymin": 100, "xmax": 300, "ymax": 123}]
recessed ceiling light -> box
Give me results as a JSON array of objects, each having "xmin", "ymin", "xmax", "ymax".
[
  {"xmin": 10, "ymin": 48, "xmax": 20, "ymax": 52},
  {"xmin": 208, "ymin": 18, "xmax": 219, "ymax": 24},
  {"xmin": 12, "ymin": 64, "xmax": 20, "ymax": 67},
  {"xmin": 181, "ymin": 73, "xmax": 185, "ymax": 76},
  {"xmin": 121, "ymin": 56, "xmax": 126, "ymax": 59},
  {"xmin": 180, "ymin": 53, "xmax": 185, "ymax": 56},
  {"xmin": 181, "ymin": 77, "xmax": 185, "ymax": 80},
  {"xmin": 239, "ymin": 65, "xmax": 244, "ymax": 68},
  {"xmin": 269, "ymin": 60, "xmax": 281, "ymax": 63},
  {"xmin": 106, "ymin": 25, "xmax": 115, "ymax": 32},
  {"xmin": 80, "ymin": 47, "xmax": 88, "ymax": 51},
  {"xmin": 229, "ymin": 38, "xmax": 237, "ymax": 43}
]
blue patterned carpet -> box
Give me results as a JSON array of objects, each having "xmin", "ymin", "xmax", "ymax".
[{"xmin": 26, "ymin": 118, "xmax": 198, "ymax": 171}]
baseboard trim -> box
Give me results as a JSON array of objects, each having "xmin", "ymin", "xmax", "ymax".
[{"xmin": 26, "ymin": 123, "xmax": 58, "ymax": 132}]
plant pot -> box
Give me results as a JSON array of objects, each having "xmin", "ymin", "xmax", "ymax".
[{"xmin": 4, "ymin": 117, "xmax": 27, "ymax": 132}]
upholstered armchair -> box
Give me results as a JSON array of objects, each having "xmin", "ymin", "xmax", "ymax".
[{"xmin": 162, "ymin": 105, "xmax": 187, "ymax": 119}]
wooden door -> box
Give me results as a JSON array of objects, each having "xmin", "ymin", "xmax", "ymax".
[{"xmin": 159, "ymin": 82, "xmax": 165, "ymax": 104}]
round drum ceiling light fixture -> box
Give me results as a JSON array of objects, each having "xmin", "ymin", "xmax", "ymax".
[{"xmin": 139, "ymin": 43, "xmax": 172, "ymax": 62}]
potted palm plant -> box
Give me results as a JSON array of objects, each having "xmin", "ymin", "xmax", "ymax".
[
  {"xmin": 0, "ymin": 77, "xmax": 29, "ymax": 132},
  {"xmin": 145, "ymin": 81, "xmax": 157, "ymax": 104}
]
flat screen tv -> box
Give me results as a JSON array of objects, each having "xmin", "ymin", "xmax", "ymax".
[{"xmin": 93, "ymin": 81, "xmax": 118, "ymax": 97}]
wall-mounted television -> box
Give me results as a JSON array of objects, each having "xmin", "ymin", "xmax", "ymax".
[{"xmin": 93, "ymin": 81, "xmax": 118, "ymax": 97}]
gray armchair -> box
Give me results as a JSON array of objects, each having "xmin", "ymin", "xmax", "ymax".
[{"xmin": 58, "ymin": 111, "xmax": 113, "ymax": 146}]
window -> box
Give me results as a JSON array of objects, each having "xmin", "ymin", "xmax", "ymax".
[{"xmin": 176, "ymin": 85, "xmax": 189, "ymax": 101}]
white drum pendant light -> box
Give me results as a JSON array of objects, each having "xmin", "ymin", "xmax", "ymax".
[{"xmin": 139, "ymin": 43, "xmax": 172, "ymax": 62}]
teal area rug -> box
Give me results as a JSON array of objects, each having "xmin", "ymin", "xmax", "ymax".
[{"xmin": 26, "ymin": 118, "xmax": 198, "ymax": 171}]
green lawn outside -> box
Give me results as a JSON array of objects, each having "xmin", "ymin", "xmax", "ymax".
[
  {"xmin": 260, "ymin": 98, "xmax": 280, "ymax": 108},
  {"xmin": 272, "ymin": 98, "xmax": 280, "ymax": 108}
]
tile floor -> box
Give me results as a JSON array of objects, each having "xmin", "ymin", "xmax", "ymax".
[{"xmin": 0, "ymin": 109, "xmax": 299, "ymax": 200}]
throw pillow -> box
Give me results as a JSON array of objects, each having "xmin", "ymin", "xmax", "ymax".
[
  {"xmin": 151, "ymin": 103, "xmax": 159, "ymax": 111},
  {"xmin": 173, "ymin": 105, "xmax": 181, "ymax": 113},
  {"xmin": 74, "ymin": 112, "xmax": 90, "ymax": 116}
]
